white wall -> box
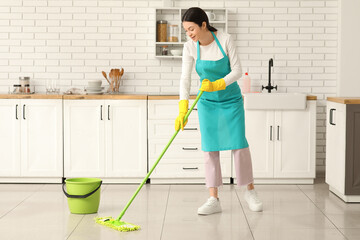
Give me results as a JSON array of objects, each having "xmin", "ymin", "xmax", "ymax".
[
  {"xmin": 0, "ymin": 0, "xmax": 339, "ymax": 175},
  {"xmin": 338, "ymin": 0, "xmax": 360, "ymax": 97}
]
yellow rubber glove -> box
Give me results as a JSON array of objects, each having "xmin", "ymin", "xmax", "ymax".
[
  {"xmin": 175, "ymin": 100, "xmax": 189, "ymax": 131},
  {"xmin": 199, "ymin": 78, "xmax": 226, "ymax": 92}
]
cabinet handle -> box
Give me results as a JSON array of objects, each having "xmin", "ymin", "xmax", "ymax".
[
  {"xmin": 15, "ymin": 104, "xmax": 18, "ymax": 120},
  {"xmin": 182, "ymin": 167, "xmax": 199, "ymax": 170},
  {"xmin": 182, "ymin": 147, "xmax": 198, "ymax": 151},
  {"xmin": 108, "ymin": 105, "xmax": 110, "ymax": 120},
  {"xmin": 184, "ymin": 127, "xmax": 198, "ymax": 131},
  {"xmin": 329, "ymin": 108, "xmax": 336, "ymax": 125},
  {"xmin": 23, "ymin": 104, "xmax": 26, "ymax": 120},
  {"xmin": 270, "ymin": 126, "xmax": 273, "ymax": 141},
  {"xmin": 277, "ymin": 126, "xmax": 280, "ymax": 141},
  {"xmin": 100, "ymin": 105, "xmax": 103, "ymax": 120}
]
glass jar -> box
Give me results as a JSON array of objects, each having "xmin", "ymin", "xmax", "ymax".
[
  {"xmin": 12, "ymin": 84, "xmax": 21, "ymax": 94},
  {"xmin": 156, "ymin": 20, "xmax": 167, "ymax": 42},
  {"xmin": 168, "ymin": 24, "xmax": 178, "ymax": 42},
  {"xmin": 24, "ymin": 84, "xmax": 31, "ymax": 93},
  {"xmin": 161, "ymin": 45, "xmax": 168, "ymax": 55}
]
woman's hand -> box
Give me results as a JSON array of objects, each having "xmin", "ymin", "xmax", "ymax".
[
  {"xmin": 175, "ymin": 100, "xmax": 189, "ymax": 131},
  {"xmin": 199, "ymin": 78, "xmax": 226, "ymax": 92}
]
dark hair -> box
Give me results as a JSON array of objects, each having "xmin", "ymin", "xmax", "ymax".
[{"xmin": 181, "ymin": 7, "xmax": 217, "ymax": 32}]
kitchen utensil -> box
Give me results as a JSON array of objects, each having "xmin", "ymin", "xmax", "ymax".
[
  {"xmin": 102, "ymin": 71, "xmax": 111, "ymax": 85},
  {"xmin": 94, "ymin": 91, "xmax": 204, "ymax": 232},
  {"xmin": 109, "ymin": 69, "xmax": 114, "ymax": 92}
]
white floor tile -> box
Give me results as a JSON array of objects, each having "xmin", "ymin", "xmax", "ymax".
[{"xmin": 0, "ymin": 180, "xmax": 356, "ymax": 240}]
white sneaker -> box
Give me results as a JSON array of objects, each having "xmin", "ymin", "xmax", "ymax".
[
  {"xmin": 197, "ymin": 197, "xmax": 222, "ymax": 215},
  {"xmin": 244, "ymin": 189, "xmax": 263, "ymax": 212}
]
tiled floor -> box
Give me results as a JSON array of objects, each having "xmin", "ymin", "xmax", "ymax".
[{"xmin": 1, "ymin": 178, "xmax": 359, "ymax": 240}]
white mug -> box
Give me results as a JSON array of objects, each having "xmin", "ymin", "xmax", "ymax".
[{"xmin": 205, "ymin": 11, "xmax": 216, "ymax": 21}]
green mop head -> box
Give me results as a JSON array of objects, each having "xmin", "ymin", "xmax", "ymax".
[{"xmin": 94, "ymin": 217, "xmax": 140, "ymax": 232}]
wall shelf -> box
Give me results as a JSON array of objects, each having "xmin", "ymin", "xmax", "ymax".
[{"xmin": 155, "ymin": 8, "xmax": 228, "ymax": 59}]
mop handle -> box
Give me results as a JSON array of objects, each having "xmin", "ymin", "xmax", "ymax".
[{"xmin": 116, "ymin": 91, "xmax": 204, "ymax": 221}]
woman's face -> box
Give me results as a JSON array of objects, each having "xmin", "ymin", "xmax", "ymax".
[{"xmin": 182, "ymin": 21, "xmax": 206, "ymax": 42}]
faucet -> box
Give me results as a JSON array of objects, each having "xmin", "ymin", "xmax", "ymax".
[{"xmin": 262, "ymin": 58, "xmax": 277, "ymax": 93}]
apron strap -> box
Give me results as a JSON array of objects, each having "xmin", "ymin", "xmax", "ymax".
[
  {"xmin": 211, "ymin": 32, "xmax": 227, "ymax": 58},
  {"xmin": 196, "ymin": 40, "xmax": 200, "ymax": 59},
  {"xmin": 197, "ymin": 32, "xmax": 227, "ymax": 60}
]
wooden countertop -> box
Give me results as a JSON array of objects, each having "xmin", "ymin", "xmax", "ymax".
[
  {"xmin": 307, "ymin": 95, "xmax": 317, "ymax": 100},
  {"xmin": 148, "ymin": 95, "xmax": 197, "ymax": 100},
  {"xmin": 0, "ymin": 94, "xmax": 147, "ymax": 100},
  {"xmin": 0, "ymin": 94, "xmax": 317, "ymax": 101},
  {"xmin": 0, "ymin": 94, "xmax": 63, "ymax": 99},
  {"xmin": 327, "ymin": 97, "xmax": 360, "ymax": 104},
  {"xmin": 63, "ymin": 94, "xmax": 147, "ymax": 100},
  {"xmin": 149, "ymin": 95, "xmax": 317, "ymax": 100}
]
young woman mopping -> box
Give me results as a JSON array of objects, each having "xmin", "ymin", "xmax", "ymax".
[{"xmin": 175, "ymin": 7, "xmax": 263, "ymax": 214}]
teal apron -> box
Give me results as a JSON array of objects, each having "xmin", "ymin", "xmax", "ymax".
[{"xmin": 196, "ymin": 32, "xmax": 249, "ymax": 152}]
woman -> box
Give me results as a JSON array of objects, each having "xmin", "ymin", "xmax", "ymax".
[{"xmin": 175, "ymin": 7, "xmax": 263, "ymax": 214}]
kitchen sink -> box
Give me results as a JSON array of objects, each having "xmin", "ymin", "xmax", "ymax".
[{"xmin": 243, "ymin": 93, "xmax": 307, "ymax": 110}]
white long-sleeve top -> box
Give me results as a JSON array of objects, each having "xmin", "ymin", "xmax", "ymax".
[{"xmin": 180, "ymin": 31, "xmax": 242, "ymax": 100}]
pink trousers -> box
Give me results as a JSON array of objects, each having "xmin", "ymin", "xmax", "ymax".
[{"xmin": 204, "ymin": 147, "xmax": 254, "ymax": 188}]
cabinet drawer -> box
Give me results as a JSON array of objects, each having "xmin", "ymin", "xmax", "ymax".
[
  {"xmin": 148, "ymin": 100, "xmax": 199, "ymax": 120},
  {"xmin": 148, "ymin": 120, "xmax": 200, "ymax": 139},
  {"xmin": 149, "ymin": 139, "xmax": 232, "ymax": 159},
  {"xmin": 149, "ymin": 139, "xmax": 202, "ymax": 159},
  {"xmin": 151, "ymin": 162, "xmax": 231, "ymax": 178}
]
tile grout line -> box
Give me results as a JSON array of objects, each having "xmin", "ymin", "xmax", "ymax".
[
  {"xmin": 159, "ymin": 185, "xmax": 171, "ymax": 240},
  {"xmin": 296, "ymin": 184, "xmax": 349, "ymax": 240},
  {"xmin": 234, "ymin": 188, "xmax": 255, "ymax": 240},
  {"xmin": 0, "ymin": 184, "xmax": 46, "ymax": 220},
  {"xmin": 66, "ymin": 215, "xmax": 86, "ymax": 240}
]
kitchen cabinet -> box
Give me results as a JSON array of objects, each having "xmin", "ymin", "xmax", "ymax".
[
  {"xmin": 0, "ymin": 99, "xmax": 63, "ymax": 183},
  {"xmin": 148, "ymin": 97, "xmax": 231, "ymax": 184},
  {"xmin": 155, "ymin": 8, "xmax": 227, "ymax": 58},
  {"xmin": 63, "ymin": 99, "xmax": 147, "ymax": 183},
  {"xmin": 238, "ymin": 100, "xmax": 317, "ymax": 184},
  {"xmin": 326, "ymin": 98, "xmax": 360, "ymax": 202},
  {"xmin": 0, "ymin": 100, "xmax": 21, "ymax": 177}
]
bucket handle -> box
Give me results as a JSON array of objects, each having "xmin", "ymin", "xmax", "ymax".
[{"xmin": 62, "ymin": 181, "xmax": 102, "ymax": 199}]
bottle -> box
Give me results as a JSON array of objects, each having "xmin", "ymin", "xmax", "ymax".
[
  {"xmin": 242, "ymin": 72, "xmax": 251, "ymax": 93},
  {"xmin": 161, "ymin": 45, "xmax": 168, "ymax": 55}
]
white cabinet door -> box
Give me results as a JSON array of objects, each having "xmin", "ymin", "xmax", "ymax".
[
  {"xmin": 244, "ymin": 110, "xmax": 274, "ymax": 178},
  {"xmin": 20, "ymin": 99, "xmax": 63, "ymax": 177},
  {"xmin": 325, "ymin": 102, "xmax": 346, "ymax": 192},
  {"xmin": 0, "ymin": 100, "xmax": 21, "ymax": 176},
  {"xmin": 64, "ymin": 100, "xmax": 105, "ymax": 177},
  {"xmin": 105, "ymin": 100, "xmax": 147, "ymax": 177},
  {"xmin": 274, "ymin": 101, "xmax": 316, "ymax": 178}
]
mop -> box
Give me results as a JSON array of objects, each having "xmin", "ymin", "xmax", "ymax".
[{"xmin": 95, "ymin": 91, "xmax": 204, "ymax": 232}]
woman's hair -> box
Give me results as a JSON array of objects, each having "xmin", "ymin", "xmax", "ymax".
[{"xmin": 181, "ymin": 7, "xmax": 217, "ymax": 32}]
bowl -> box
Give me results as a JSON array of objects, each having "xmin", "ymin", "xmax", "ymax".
[
  {"xmin": 88, "ymin": 80, "xmax": 102, "ymax": 87},
  {"xmin": 170, "ymin": 49, "xmax": 182, "ymax": 56}
]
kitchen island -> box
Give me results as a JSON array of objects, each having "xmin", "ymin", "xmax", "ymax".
[{"xmin": 326, "ymin": 97, "xmax": 360, "ymax": 202}]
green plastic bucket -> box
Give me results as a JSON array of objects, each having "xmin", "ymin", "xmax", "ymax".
[{"xmin": 62, "ymin": 178, "xmax": 102, "ymax": 214}]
